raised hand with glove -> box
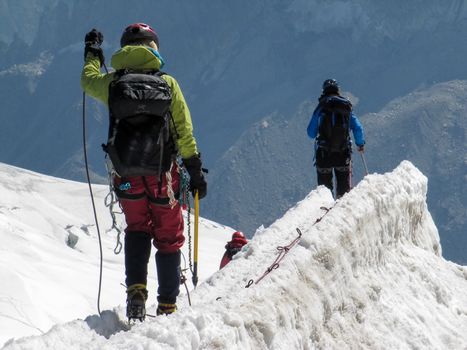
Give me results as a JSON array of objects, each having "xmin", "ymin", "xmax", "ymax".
[
  {"xmin": 183, "ymin": 154, "xmax": 207, "ymax": 199},
  {"xmin": 84, "ymin": 28, "xmax": 105, "ymax": 67}
]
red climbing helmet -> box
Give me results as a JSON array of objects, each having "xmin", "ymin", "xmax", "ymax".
[
  {"xmin": 120, "ymin": 23, "xmax": 159, "ymax": 48},
  {"xmin": 229, "ymin": 231, "xmax": 248, "ymax": 248},
  {"xmin": 219, "ymin": 231, "xmax": 248, "ymax": 269}
]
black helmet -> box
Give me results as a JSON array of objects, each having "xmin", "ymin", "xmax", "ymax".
[
  {"xmin": 322, "ymin": 79, "xmax": 339, "ymax": 94},
  {"xmin": 120, "ymin": 23, "xmax": 159, "ymax": 48}
]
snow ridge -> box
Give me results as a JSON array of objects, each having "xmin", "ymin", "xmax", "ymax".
[{"xmin": 3, "ymin": 161, "xmax": 467, "ymax": 350}]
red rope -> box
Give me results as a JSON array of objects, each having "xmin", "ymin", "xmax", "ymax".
[{"xmin": 245, "ymin": 206, "xmax": 332, "ymax": 288}]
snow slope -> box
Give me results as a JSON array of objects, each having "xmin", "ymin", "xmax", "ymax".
[
  {"xmin": 0, "ymin": 163, "xmax": 233, "ymax": 347},
  {"xmin": 2, "ymin": 161, "xmax": 467, "ymax": 349}
]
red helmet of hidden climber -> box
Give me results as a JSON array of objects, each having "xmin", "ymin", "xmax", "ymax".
[{"xmin": 219, "ymin": 231, "xmax": 248, "ymax": 269}]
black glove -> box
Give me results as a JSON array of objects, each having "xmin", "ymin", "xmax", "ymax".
[
  {"xmin": 183, "ymin": 155, "xmax": 207, "ymax": 199},
  {"xmin": 357, "ymin": 144, "xmax": 365, "ymax": 153},
  {"xmin": 84, "ymin": 29, "xmax": 104, "ymax": 66},
  {"xmin": 85, "ymin": 28, "xmax": 103, "ymax": 45}
]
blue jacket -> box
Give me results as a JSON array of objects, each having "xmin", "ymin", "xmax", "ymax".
[{"xmin": 307, "ymin": 101, "xmax": 365, "ymax": 148}]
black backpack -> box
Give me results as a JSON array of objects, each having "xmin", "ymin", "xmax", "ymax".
[
  {"xmin": 105, "ymin": 69, "xmax": 176, "ymax": 177},
  {"xmin": 317, "ymin": 95, "xmax": 352, "ymax": 152}
]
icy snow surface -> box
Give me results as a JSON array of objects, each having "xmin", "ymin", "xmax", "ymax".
[
  {"xmin": 0, "ymin": 163, "xmax": 233, "ymax": 347},
  {"xmin": 1, "ymin": 161, "xmax": 467, "ymax": 349}
]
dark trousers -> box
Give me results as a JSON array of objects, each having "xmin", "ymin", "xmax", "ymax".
[{"xmin": 315, "ymin": 148, "xmax": 351, "ymax": 198}]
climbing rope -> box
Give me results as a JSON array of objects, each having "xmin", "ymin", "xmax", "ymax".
[
  {"xmin": 179, "ymin": 165, "xmax": 195, "ymax": 277},
  {"xmin": 179, "ymin": 166, "xmax": 194, "ymax": 304},
  {"xmin": 245, "ymin": 206, "xmax": 332, "ymax": 288},
  {"xmin": 165, "ymin": 162, "xmax": 178, "ymax": 209},
  {"xmin": 104, "ymin": 163, "xmax": 124, "ymax": 255},
  {"xmin": 245, "ymin": 228, "xmax": 302, "ymax": 288},
  {"xmin": 82, "ymin": 61, "xmax": 109, "ymax": 316},
  {"xmin": 180, "ymin": 252, "xmax": 192, "ymax": 306},
  {"xmin": 82, "ymin": 92, "xmax": 104, "ymax": 316}
]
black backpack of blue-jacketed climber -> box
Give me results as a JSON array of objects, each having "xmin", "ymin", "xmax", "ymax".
[
  {"xmin": 105, "ymin": 69, "xmax": 176, "ymax": 177},
  {"xmin": 317, "ymin": 95, "xmax": 352, "ymax": 152}
]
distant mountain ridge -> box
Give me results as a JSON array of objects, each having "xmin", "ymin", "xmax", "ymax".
[
  {"xmin": 1, "ymin": 1, "xmax": 467, "ymax": 263},
  {"xmin": 2, "ymin": 0, "xmax": 467, "ymax": 173}
]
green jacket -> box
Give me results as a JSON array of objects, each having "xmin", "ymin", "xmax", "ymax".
[{"xmin": 80, "ymin": 45, "xmax": 198, "ymax": 159}]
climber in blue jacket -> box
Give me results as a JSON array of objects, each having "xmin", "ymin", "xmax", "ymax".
[{"xmin": 307, "ymin": 79, "xmax": 365, "ymax": 198}]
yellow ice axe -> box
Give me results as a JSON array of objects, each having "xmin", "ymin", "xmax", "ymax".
[{"xmin": 192, "ymin": 190, "xmax": 199, "ymax": 287}]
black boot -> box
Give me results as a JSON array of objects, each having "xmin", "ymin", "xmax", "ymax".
[
  {"xmin": 126, "ymin": 284, "xmax": 148, "ymax": 321},
  {"xmin": 155, "ymin": 250, "xmax": 181, "ymax": 314},
  {"xmin": 156, "ymin": 302, "xmax": 177, "ymax": 316}
]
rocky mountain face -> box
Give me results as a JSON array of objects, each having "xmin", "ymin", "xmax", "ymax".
[{"xmin": 1, "ymin": 0, "xmax": 466, "ymax": 263}]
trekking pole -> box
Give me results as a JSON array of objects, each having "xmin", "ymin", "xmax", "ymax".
[
  {"xmin": 192, "ymin": 190, "xmax": 199, "ymax": 287},
  {"xmin": 360, "ymin": 152, "xmax": 369, "ymax": 176}
]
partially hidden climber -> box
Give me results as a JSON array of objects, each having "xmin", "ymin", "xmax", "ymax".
[{"xmin": 219, "ymin": 231, "xmax": 248, "ymax": 269}]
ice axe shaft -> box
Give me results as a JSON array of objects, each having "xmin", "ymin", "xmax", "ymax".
[{"xmin": 192, "ymin": 190, "xmax": 199, "ymax": 287}]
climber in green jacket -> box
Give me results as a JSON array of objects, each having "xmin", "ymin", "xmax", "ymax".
[{"xmin": 81, "ymin": 23, "xmax": 206, "ymax": 321}]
